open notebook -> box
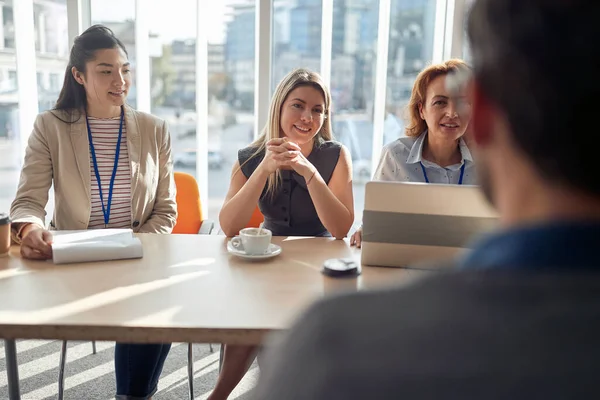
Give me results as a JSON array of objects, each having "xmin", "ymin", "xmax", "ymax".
[{"xmin": 51, "ymin": 229, "xmax": 143, "ymax": 264}]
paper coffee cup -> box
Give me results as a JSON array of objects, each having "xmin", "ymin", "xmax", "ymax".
[{"xmin": 0, "ymin": 213, "xmax": 10, "ymax": 257}]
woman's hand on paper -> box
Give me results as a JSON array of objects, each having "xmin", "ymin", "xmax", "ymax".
[{"xmin": 20, "ymin": 226, "xmax": 53, "ymax": 260}]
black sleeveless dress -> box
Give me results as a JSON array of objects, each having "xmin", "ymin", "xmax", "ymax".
[{"xmin": 238, "ymin": 140, "xmax": 342, "ymax": 237}]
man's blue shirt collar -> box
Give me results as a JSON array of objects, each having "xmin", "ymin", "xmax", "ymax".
[{"xmin": 460, "ymin": 220, "xmax": 600, "ymax": 270}]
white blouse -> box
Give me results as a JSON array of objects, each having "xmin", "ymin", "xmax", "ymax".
[{"xmin": 372, "ymin": 131, "xmax": 477, "ymax": 185}]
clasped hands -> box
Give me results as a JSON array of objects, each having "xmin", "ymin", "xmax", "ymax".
[{"xmin": 260, "ymin": 138, "xmax": 316, "ymax": 181}]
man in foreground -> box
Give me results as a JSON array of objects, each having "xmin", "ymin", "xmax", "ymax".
[{"xmin": 251, "ymin": 0, "xmax": 600, "ymax": 398}]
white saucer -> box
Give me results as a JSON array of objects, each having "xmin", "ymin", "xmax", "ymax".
[{"xmin": 227, "ymin": 241, "xmax": 282, "ymax": 260}]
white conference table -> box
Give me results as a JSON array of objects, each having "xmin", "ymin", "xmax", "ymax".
[{"xmin": 0, "ymin": 234, "xmax": 431, "ymax": 399}]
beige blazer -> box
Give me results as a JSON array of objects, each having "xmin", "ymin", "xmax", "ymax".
[{"xmin": 10, "ymin": 105, "xmax": 177, "ymax": 243}]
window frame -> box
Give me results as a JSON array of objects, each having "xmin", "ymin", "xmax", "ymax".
[{"xmin": 58, "ymin": 0, "xmax": 467, "ymax": 218}]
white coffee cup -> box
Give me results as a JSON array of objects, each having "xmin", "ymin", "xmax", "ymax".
[{"xmin": 231, "ymin": 227, "xmax": 272, "ymax": 255}]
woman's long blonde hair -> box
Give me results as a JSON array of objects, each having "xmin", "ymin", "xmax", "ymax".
[
  {"xmin": 405, "ymin": 59, "xmax": 470, "ymax": 137},
  {"xmin": 242, "ymin": 68, "xmax": 333, "ymax": 198}
]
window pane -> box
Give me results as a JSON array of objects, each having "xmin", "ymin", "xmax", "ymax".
[
  {"xmin": 209, "ymin": 0, "xmax": 256, "ymax": 222},
  {"xmin": 330, "ymin": 0, "xmax": 380, "ymax": 223},
  {"xmin": 35, "ymin": 0, "xmax": 68, "ymax": 113},
  {"xmin": 148, "ymin": 0, "xmax": 200, "ymax": 210},
  {"xmin": 383, "ymin": 0, "xmax": 437, "ymax": 139},
  {"xmin": 91, "ymin": 0, "xmax": 137, "ymax": 108},
  {"xmin": 462, "ymin": 0, "xmax": 475, "ymax": 62},
  {"xmin": 272, "ymin": 0, "xmax": 322, "ymax": 91},
  {"xmin": 0, "ymin": 0, "xmax": 19, "ymax": 213}
]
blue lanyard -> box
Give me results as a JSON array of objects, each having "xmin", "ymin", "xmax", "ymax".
[
  {"xmin": 420, "ymin": 161, "xmax": 466, "ymax": 185},
  {"xmin": 86, "ymin": 107, "xmax": 124, "ymax": 227}
]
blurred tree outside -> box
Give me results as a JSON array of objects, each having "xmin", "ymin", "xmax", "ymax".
[
  {"xmin": 151, "ymin": 44, "xmax": 175, "ymax": 107},
  {"xmin": 208, "ymin": 72, "xmax": 231, "ymax": 101}
]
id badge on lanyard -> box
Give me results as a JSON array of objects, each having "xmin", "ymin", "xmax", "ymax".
[
  {"xmin": 86, "ymin": 106, "xmax": 124, "ymax": 228},
  {"xmin": 420, "ymin": 161, "xmax": 465, "ymax": 185}
]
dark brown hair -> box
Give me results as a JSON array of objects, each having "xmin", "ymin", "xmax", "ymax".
[
  {"xmin": 468, "ymin": 0, "xmax": 599, "ymax": 195},
  {"xmin": 54, "ymin": 25, "xmax": 128, "ymax": 122}
]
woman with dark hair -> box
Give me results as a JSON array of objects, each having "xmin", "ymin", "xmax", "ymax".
[{"xmin": 9, "ymin": 25, "xmax": 177, "ymax": 399}]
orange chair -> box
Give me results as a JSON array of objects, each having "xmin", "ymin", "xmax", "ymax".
[
  {"xmin": 246, "ymin": 205, "xmax": 264, "ymax": 228},
  {"xmin": 173, "ymin": 171, "xmax": 214, "ymax": 234},
  {"xmin": 173, "ymin": 171, "xmax": 214, "ymax": 399},
  {"xmin": 217, "ymin": 204, "xmax": 264, "ymax": 235}
]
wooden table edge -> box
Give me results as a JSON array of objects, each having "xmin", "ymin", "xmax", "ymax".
[{"xmin": 0, "ymin": 325, "xmax": 274, "ymax": 345}]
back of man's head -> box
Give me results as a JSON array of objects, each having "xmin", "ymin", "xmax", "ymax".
[{"xmin": 468, "ymin": 0, "xmax": 600, "ymax": 197}]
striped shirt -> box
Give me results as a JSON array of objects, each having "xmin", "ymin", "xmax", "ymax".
[{"xmin": 87, "ymin": 117, "xmax": 132, "ymax": 229}]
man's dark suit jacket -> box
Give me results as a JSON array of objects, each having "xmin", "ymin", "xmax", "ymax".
[{"xmin": 252, "ymin": 269, "xmax": 600, "ymax": 399}]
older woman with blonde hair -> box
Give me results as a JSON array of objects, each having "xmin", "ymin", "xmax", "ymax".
[
  {"xmin": 214, "ymin": 68, "xmax": 354, "ymax": 399},
  {"xmin": 351, "ymin": 59, "xmax": 476, "ymax": 247}
]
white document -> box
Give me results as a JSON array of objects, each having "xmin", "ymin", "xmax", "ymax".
[{"xmin": 51, "ymin": 229, "xmax": 143, "ymax": 264}]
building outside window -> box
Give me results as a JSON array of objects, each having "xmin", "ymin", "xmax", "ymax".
[
  {"xmin": 0, "ymin": 0, "xmax": 69, "ymax": 215},
  {"xmin": 0, "ymin": 0, "xmax": 452, "ymax": 227},
  {"xmin": 91, "ymin": 0, "xmax": 137, "ymax": 109}
]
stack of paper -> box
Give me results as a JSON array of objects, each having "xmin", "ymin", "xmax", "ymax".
[{"xmin": 51, "ymin": 229, "xmax": 143, "ymax": 264}]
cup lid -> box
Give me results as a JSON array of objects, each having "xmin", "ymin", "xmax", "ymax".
[{"xmin": 0, "ymin": 213, "xmax": 9, "ymax": 225}]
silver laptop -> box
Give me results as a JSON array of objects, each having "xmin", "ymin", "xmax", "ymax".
[{"xmin": 360, "ymin": 181, "xmax": 499, "ymax": 268}]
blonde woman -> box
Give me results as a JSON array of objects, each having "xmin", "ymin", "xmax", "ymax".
[
  {"xmin": 214, "ymin": 68, "xmax": 354, "ymax": 399},
  {"xmin": 351, "ymin": 59, "xmax": 475, "ymax": 247}
]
